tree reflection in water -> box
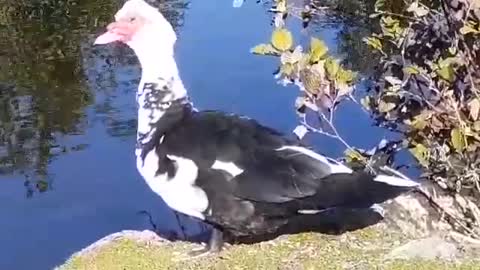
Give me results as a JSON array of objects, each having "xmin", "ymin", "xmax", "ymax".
[{"xmin": 0, "ymin": 0, "xmax": 188, "ymax": 197}]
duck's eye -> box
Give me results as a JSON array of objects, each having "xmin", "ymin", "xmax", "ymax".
[{"xmin": 129, "ymin": 17, "xmax": 136, "ymax": 22}]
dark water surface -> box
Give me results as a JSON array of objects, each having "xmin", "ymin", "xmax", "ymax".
[{"xmin": 0, "ymin": 1, "xmax": 389, "ymax": 269}]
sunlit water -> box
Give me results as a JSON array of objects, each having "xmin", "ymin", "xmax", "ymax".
[{"xmin": 0, "ymin": 1, "xmax": 394, "ymax": 269}]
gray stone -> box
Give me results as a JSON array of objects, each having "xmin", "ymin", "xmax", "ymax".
[{"xmin": 386, "ymin": 235, "xmax": 459, "ymax": 261}]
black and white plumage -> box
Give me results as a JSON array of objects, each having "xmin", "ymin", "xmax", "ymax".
[{"xmin": 94, "ymin": 0, "xmax": 420, "ymax": 256}]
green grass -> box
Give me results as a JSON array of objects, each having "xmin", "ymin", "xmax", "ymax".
[{"xmin": 57, "ymin": 228, "xmax": 480, "ymax": 270}]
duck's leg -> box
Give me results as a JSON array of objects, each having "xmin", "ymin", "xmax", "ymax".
[{"xmin": 187, "ymin": 227, "xmax": 224, "ymax": 257}]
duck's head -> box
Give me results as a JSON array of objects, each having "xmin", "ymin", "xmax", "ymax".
[{"xmin": 94, "ymin": 0, "xmax": 177, "ymax": 56}]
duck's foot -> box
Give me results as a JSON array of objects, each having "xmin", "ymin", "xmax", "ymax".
[{"xmin": 174, "ymin": 227, "xmax": 224, "ymax": 261}]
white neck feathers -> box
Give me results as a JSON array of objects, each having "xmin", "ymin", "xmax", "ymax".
[{"xmin": 133, "ymin": 45, "xmax": 189, "ymax": 153}]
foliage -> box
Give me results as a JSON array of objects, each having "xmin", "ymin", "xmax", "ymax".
[
  {"xmin": 251, "ymin": 1, "xmax": 358, "ymax": 144},
  {"xmin": 361, "ymin": 0, "xmax": 480, "ymax": 237},
  {"xmin": 252, "ymin": 0, "xmax": 480, "ymax": 239}
]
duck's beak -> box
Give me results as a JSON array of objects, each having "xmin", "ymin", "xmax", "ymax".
[
  {"xmin": 94, "ymin": 22, "xmax": 134, "ymax": 45},
  {"xmin": 94, "ymin": 31, "xmax": 124, "ymax": 45}
]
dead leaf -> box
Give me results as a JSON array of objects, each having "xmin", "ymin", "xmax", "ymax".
[
  {"xmin": 378, "ymin": 100, "xmax": 396, "ymax": 112},
  {"xmin": 468, "ymin": 98, "xmax": 480, "ymax": 121}
]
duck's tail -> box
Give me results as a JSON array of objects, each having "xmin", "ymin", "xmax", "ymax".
[{"xmin": 300, "ymin": 170, "xmax": 419, "ymax": 211}]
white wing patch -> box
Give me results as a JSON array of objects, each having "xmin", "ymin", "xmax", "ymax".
[
  {"xmin": 373, "ymin": 175, "xmax": 419, "ymax": 188},
  {"xmin": 212, "ymin": 160, "xmax": 244, "ymax": 177},
  {"xmin": 297, "ymin": 209, "xmax": 323, "ymax": 214},
  {"xmin": 136, "ymin": 151, "xmax": 209, "ymax": 220},
  {"xmin": 370, "ymin": 204, "xmax": 385, "ymax": 217},
  {"xmin": 277, "ymin": 145, "xmax": 353, "ymax": 174}
]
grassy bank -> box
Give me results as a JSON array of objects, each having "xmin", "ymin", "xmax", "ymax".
[{"xmin": 57, "ymin": 225, "xmax": 479, "ymax": 270}]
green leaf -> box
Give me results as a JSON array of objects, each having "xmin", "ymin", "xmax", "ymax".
[
  {"xmin": 374, "ymin": 0, "xmax": 385, "ymax": 12},
  {"xmin": 404, "ymin": 65, "xmax": 421, "ymax": 75},
  {"xmin": 271, "ymin": 28, "xmax": 293, "ymax": 51},
  {"xmin": 381, "ymin": 16, "xmax": 402, "ymax": 39},
  {"xmin": 309, "ymin": 37, "xmax": 328, "ymax": 63},
  {"xmin": 324, "ymin": 57, "xmax": 339, "ymax": 81},
  {"xmin": 251, "ymin": 43, "xmax": 278, "ymax": 55},
  {"xmin": 363, "ymin": 36, "xmax": 383, "ymax": 51},
  {"xmin": 411, "ymin": 114, "xmax": 428, "ymax": 130},
  {"xmin": 451, "ymin": 128, "xmax": 466, "ymax": 152},
  {"xmin": 409, "ymin": 144, "xmax": 429, "ymax": 167},
  {"xmin": 36, "ymin": 180, "xmax": 49, "ymax": 192},
  {"xmin": 436, "ymin": 65, "xmax": 455, "ymax": 83},
  {"xmin": 344, "ymin": 149, "xmax": 367, "ymax": 163}
]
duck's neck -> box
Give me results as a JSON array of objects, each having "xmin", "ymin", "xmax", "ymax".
[{"xmin": 134, "ymin": 49, "xmax": 191, "ymax": 153}]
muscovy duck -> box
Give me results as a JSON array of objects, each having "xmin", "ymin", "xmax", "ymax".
[{"xmin": 94, "ymin": 0, "xmax": 420, "ymax": 257}]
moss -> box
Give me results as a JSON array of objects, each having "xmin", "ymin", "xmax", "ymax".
[{"xmin": 57, "ymin": 228, "xmax": 479, "ymax": 270}]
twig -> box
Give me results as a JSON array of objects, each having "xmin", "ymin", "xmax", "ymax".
[
  {"xmin": 317, "ymin": 111, "xmax": 354, "ymax": 151},
  {"xmin": 375, "ymin": 11, "xmax": 426, "ymax": 24},
  {"xmin": 414, "ymin": 186, "xmax": 480, "ymax": 239}
]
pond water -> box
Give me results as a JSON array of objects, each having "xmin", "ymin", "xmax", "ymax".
[{"xmin": 0, "ymin": 1, "xmax": 393, "ymax": 269}]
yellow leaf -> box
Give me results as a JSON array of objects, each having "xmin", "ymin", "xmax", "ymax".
[
  {"xmin": 251, "ymin": 43, "xmax": 278, "ymax": 55},
  {"xmin": 469, "ymin": 99, "xmax": 480, "ymax": 121},
  {"xmin": 271, "ymin": 28, "xmax": 293, "ymax": 51},
  {"xmin": 451, "ymin": 128, "xmax": 466, "ymax": 152},
  {"xmin": 309, "ymin": 37, "xmax": 328, "ymax": 63},
  {"xmin": 336, "ymin": 68, "xmax": 356, "ymax": 84},
  {"xmin": 344, "ymin": 149, "xmax": 366, "ymax": 163},
  {"xmin": 324, "ymin": 57, "xmax": 339, "ymax": 81},
  {"xmin": 409, "ymin": 144, "xmax": 429, "ymax": 167},
  {"xmin": 460, "ymin": 21, "xmax": 480, "ymax": 35},
  {"xmin": 280, "ymin": 63, "xmax": 294, "ymax": 76},
  {"xmin": 275, "ymin": 0, "xmax": 287, "ymax": 12}
]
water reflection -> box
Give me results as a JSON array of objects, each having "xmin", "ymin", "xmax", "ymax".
[{"xmin": 0, "ymin": 0, "xmax": 188, "ymax": 196}]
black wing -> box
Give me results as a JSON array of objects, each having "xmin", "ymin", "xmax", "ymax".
[{"xmin": 159, "ymin": 110, "xmax": 336, "ymax": 203}]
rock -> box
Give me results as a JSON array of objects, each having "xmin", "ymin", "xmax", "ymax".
[
  {"xmin": 382, "ymin": 183, "xmax": 456, "ymax": 238},
  {"xmin": 386, "ymin": 235, "xmax": 459, "ymax": 261}
]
